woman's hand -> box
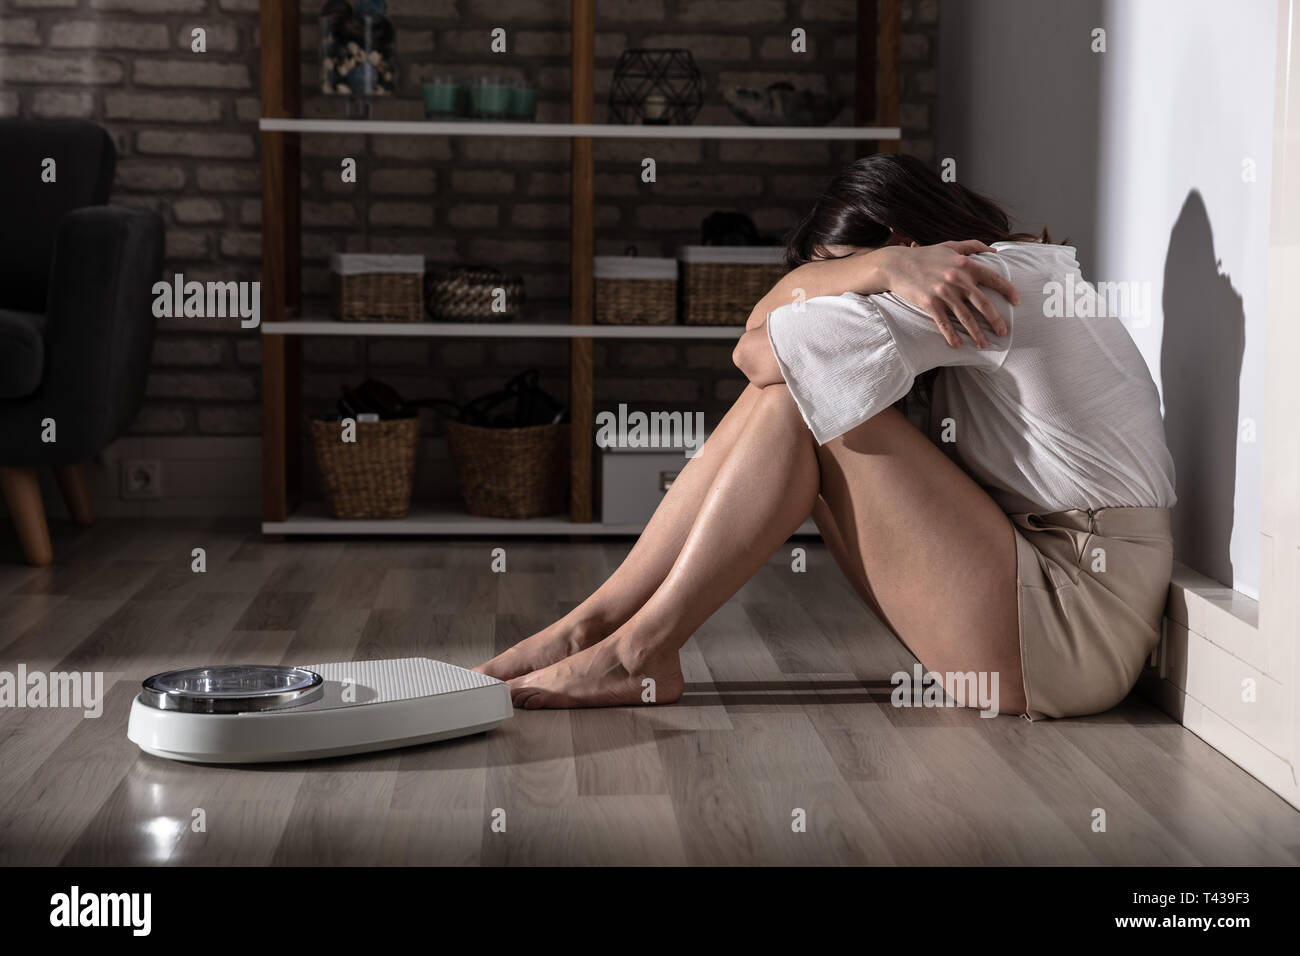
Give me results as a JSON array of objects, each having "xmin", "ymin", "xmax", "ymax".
[{"xmin": 878, "ymin": 240, "xmax": 1020, "ymax": 349}]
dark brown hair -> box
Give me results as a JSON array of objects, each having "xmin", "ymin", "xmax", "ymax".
[{"xmin": 784, "ymin": 153, "xmax": 1050, "ymax": 268}]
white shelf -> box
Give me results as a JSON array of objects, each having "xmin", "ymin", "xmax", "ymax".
[
  {"xmin": 259, "ymin": 118, "xmax": 901, "ymax": 141},
  {"xmin": 261, "ymin": 320, "xmax": 745, "ymax": 339},
  {"xmin": 265, "ymin": 503, "xmax": 820, "ymax": 537}
]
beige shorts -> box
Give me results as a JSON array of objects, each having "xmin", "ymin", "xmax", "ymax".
[{"xmin": 1010, "ymin": 507, "xmax": 1173, "ymax": 721}]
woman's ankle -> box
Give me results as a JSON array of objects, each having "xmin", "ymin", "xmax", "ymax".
[
  {"xmin": 562, "ymin": 610, "xmax": 616, "ymax": 647},
  {"xmin": 610, "ymin": 624, "xmax": 680, "ymax": 676}
]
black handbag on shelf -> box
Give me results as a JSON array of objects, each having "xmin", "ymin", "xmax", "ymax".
[
  {"xmin": 454, "ymin": 369, "xmax": 566, "ymax": 428},
  {"xmin": 335, "ymin": 377, "xmax": 415, "ymax": 420},
  {"xmin": 337, "ymin": 370, "xmax": 567, "ymax": 428}
]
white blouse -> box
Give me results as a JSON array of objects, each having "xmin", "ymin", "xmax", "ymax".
[{"xmin": 765, "ymin": 241, "xmax": 1177, "ymax": 515}]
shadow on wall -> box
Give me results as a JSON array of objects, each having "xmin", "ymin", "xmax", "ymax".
[{"xmin": 1160, "ymin": 189, "xmax": 1244, "ymax": 586}]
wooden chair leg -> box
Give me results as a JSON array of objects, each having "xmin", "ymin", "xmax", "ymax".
[
  {"xmin": 0, "ymin": 466, "xmax": 53, "ymax": 566},
  {"xmin": 54, "ymin": 463, "xmax": 94, "ymax": 526}
]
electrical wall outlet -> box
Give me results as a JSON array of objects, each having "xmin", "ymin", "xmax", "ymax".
[{"xmin": 121, "ymin": 460, "xmax": 163, "ymax": 500}]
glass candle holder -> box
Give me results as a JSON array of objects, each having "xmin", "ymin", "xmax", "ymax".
[
  {"xmin": 508, "ymin": 82, "xmax": 538, "ymax": 121},
  {"xmin": 468, "ymin": 76, "xmax": 512, "ymax": 119},
  {"xmin": 422, "ymin": 75, "xmax": 462, "ymax": 118},
  {"xmin": 320, "ymin": 2, "xmax": 396, "ymax": 96}
]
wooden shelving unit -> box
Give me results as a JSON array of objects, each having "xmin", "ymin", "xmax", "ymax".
[{"xmin": 258, "ymin": 0, "xmax": 901, "ymax": 537}]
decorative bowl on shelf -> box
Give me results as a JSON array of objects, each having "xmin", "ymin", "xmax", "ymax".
[{"xmin": 723, "ymin": 82, "xmax": 844, "ymax": 127}]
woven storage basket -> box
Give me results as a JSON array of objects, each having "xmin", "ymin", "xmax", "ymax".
[
  {"xmin": 678, "ymin": 245, "xmax": 786, "ymax": 325},
  {"xmin": 427, "ymin": 266, "xmax": 525, "ymax": 321},
  {"xmin": 310, "ymin": 417, "xmax": 419, "ymax": 519},
  {"xmin": 442, "ymin": 420, "xmax": 569, "ymax": 519},
  {"xmin": 329, "ymin": 253, "xmax": 424, "ymax": 323},
  {"xmin": 595, "ymin": 254, "xmax": 677, "ymax": 325}
]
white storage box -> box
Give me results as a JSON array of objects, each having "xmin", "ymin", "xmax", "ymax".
[{"xmin": 600, "ymin": 432, "xmax": 709, "ymax": 526}]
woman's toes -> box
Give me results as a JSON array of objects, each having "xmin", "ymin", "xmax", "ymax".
[
  {"xmin": 478, "ymin": 646, "xmax": 542, "ymax": 682},
  {"xmin": 507, "ymin": 675, "xmax": 537, "ymax": 704},
  {"xmin": 474, "ymin": 621, "xmax": 609, "ymax": 683},
  {"xmin": 511, "ymin": 686, "xmax": 546, "ymax": 709}
]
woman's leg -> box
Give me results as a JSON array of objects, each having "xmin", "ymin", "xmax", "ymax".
[
  {"xmin": 810, "ymin": 496, "xmax": 887, "ymax": 620},
  {"xmin": 507, "ymin": 383, "xmax": 1026, "ymax": 716},
  {"xmin": 477, "ymin": 383, "xmax": 777, "ymax": 680},
  {"xmin": 812, "ymin": 403, "xmax": 1024, "ymax": 714}
]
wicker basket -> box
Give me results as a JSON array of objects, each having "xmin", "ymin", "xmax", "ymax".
[
  {"xmin": 678, "ymin": 245, "xmax": 786, "ymax": 325},
  {"xmin": 310, "ymin": 417, "xmax": 419, "ymax": 519},
  {"xmin": 442, "ymin": 419, "xmax": 569, "ymax": 519},
  {"xmin": 329, "ymin": 253, "xmax": 424, "ymax": 323},
  {"xmin": 595, "ymin": 254, "xmax": 677, "ymax": 325},
  {"xmin": 427, "ymin": 266, "xmax": 525, "ymax": 321}
]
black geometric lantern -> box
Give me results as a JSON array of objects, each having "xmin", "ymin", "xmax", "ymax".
[{"xmin": 608, "ymin": 49, "xmax": 703, "ymax": 126}]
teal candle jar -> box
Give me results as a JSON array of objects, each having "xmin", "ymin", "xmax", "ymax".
[
  {"xmin": 421, "ymin": 77, "xmax": 462, "ymax": 118},
  {"xmin": 507, "ymin": 84, "xmax": 538, "ymax": 121},
  {"xmin": 469, "ymin": 76, "xmax": 512, "ymax": 119}
]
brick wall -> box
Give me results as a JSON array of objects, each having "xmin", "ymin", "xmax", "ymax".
[{"xmin": 1, "ymin": 0, "xmax": 938, "ymax": 502}]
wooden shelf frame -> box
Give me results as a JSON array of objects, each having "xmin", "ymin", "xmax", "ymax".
[
  {"xmin": 258, "ymin": 0, "xmax": 901, "ymax": 536},
  {"xmin": 260, "ymin": 0, "xmax": 302, "ymax": 528}
]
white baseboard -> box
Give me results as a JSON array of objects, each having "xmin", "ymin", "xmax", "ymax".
[
  {"xmin": 1139, "ymin": 563, "xmax": 1299, "ymax": 811},
  {"xmin": 1139, "ymin": 669, "xmax": 1299, "ymax": 810}
]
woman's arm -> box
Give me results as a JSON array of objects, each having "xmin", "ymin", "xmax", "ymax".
[
  {"xmin": 733, "ymin": 319, "xmax": 783, "ymax": 387},
  {"xmin": 763, "ymin": 282, "xmax": 1012, "ymax": 445},
  {"xmin": 745, "ymin": 249, "xmax": 888, "ymax": 331},
  {"xmin": 745, "ymin": 240, "xmax": 1021, "ymax": 349}
]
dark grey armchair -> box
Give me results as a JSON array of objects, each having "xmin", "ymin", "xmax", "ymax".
[{"xmin": 0, "ymin": 119, "xmax": 164, "ymax": 565}]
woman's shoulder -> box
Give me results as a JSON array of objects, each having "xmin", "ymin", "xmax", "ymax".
[
  {"xmin": 970, "ymin": 242, "xmax": 1084, "ymax": 321},
  {"xmin": 983, "ymin": 241, "xmax": 1081, "ymax": 283}
]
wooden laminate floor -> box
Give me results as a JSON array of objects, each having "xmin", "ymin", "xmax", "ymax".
[{"xmin": 0, "ymin": 518, "xmax": 1296, "ymax": 866}]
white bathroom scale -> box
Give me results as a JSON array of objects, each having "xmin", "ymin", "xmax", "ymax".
[{"xmin": 126, "ymin": 658, "xmax": 512, "ymax": 764}]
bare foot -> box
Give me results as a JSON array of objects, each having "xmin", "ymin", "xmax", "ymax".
[
  {"xmin": 506, "ymin": 636, "xmax": 684, "ymax": 709},
  {"xmin": 474, "ymin": 616, "xmax": 606, "ymax": 681}
]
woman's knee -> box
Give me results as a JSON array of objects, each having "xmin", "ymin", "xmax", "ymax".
[
  {"xmin": 754, "ymin": 381, "xmax": 796, "ymax": 407},
  {"xmin": 752, "ymin": 382, "xmax": 811, "ymax": 429}
]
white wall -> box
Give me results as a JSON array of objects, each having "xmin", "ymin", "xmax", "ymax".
[{"xmin": 937, "ymin": 0, "xmax": 1276, "ymax": 598}]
